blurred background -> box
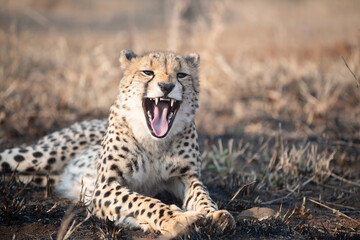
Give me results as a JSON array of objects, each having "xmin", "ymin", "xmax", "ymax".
[
  {"xmin": 0, "ymin": 0, "xmax": 359, "ymax": 145},
  {"xmin": 1, "ymin": 1, "xmax": 360, "ymax": 238}
]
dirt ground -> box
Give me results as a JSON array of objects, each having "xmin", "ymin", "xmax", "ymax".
[{"xmin": 1, "ymin": 0, "xmax": 360, "ymax": 239}]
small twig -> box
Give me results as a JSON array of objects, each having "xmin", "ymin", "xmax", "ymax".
[
  {"xmin": 328, "ymin": 171, "xmax": 360, "ymax": 187},
  {"xmin": 63, "ymin": 214, "xmax": 91, "ymax": 240},
  {"xmin": 46, "ymin": 203, "xmax": 58, "ymax": 213},
  {"xmin": 323, "ymin": 201, "xmax": 356, "ymax": 211},
  {"xmin": 342, "ymin": 56, "xmax": 360, "ymax": 88},
  {"xmin": 309, "ymin": 199, "xmax": 360, "ymax": 226},
  {"xmin": 228, "ymin": 181, "xmax": 256, "ymax": 203}
]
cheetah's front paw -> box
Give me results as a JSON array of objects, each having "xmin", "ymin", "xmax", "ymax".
[
  {"xmin": 159, "ymin": 210, "xmax": 204, "ymax": 239},
  {"xmin": 206, "ymin": 210, "xmax": 235, "ymax": 233}
]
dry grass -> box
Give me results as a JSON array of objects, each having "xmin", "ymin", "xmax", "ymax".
[{"xmin": 1, "ymin": 0, "xmax": 360, "ymax": 239}]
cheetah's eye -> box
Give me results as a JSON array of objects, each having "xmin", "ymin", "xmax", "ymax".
[
  {"xmin": 177, "ymin": 72, "xmax": 188, "ymax": 80},
  {"xmin": 142, "ymin": 70, "xmax": 154, "ymax": 76}
]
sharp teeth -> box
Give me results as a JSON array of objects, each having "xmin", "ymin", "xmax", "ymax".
[
  {"xmin": 171, "ymin": 99, "xmax": 175, "ymax": 107},
  {"xmin": 147, "ymin": 110, "xmax": 151, "ymax": 119},
  {"xmin": 169, "ymin": 112, "xmax": 173, "ymax": 119},
  {"xmin": 155, "ymin": 98, "xmax": 159, "ymax": 105}
]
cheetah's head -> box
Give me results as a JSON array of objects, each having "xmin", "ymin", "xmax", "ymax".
[{"xmin": 117, "ymin": 50, "xmax": 200, "ymax": 141}]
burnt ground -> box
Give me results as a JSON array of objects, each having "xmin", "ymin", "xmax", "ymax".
[{"xmin": 1, "ymin": 134, "xmax": 359, "ymax": 240}]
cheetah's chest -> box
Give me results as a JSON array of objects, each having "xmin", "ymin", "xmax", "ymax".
[{"xmin": 124, "ymin": 152, "xmax": 169, "ymax": 197}]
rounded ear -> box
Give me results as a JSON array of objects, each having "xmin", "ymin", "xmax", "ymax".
[
  {"xmin": 119, "ymin": 49, "xmax": 137, "ymax": 70},
  {"xmin": 185, "ymin": 53, "xmax": 200, "ymax": 67}
]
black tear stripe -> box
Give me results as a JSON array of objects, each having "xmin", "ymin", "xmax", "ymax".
[
  {"xmin": 142, "ymin": 75, "xmax": 155, "ymax": 99},
  {"xmin": 177, "ymin": 78, "xmax": 186, "ymax": 93}
]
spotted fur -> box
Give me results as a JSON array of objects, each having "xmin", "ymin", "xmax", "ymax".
[{"xmin": 0, "ymin": 50, "xmax": 235, "ymax": 238}]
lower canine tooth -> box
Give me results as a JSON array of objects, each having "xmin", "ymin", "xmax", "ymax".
[
  {"xmin": 155, "ymin": 98, "xmax": 159, "ymax": 105},
  {"xmin": 171, "ymin": 99, "xmax": 175, "ymax": 107}
]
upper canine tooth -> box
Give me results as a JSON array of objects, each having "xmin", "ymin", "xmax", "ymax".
[
  {"xmin": 171, "ymin": 99, "xmax": 175, "ymax": 107},
  {"xmin": 155, "ymin": 98, "xmax": 159, "ymax": 105}
]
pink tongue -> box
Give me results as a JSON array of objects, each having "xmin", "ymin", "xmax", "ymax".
[{"xmin": 151, "ymin": 103, "xmax": 169, "ymax": 137}]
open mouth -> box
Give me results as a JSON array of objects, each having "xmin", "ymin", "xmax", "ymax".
[{"xmin": 142, "ymin": 97, "xmax": 181, "ymax": 138}]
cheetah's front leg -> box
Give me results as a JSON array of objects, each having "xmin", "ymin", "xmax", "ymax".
[
  {"xmin": 92, "ymin": 184, "xmax": 203, "ymax": 239},
  {"xmin": 182, "ymin": 175, "xmax": 235, "ymax": 232}
]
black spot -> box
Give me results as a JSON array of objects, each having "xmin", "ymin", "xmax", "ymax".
[
  {"xmin": 49, "ymin": 178, "xmax": 55, "ymax": 185},
  {"xmin": 121, "ymin": 146, "xmax": 129, "ymax": 152},
  {"xmin": 147, "ymin": 212, "xmax": 152, "ymax": 218},
  {"xmin": 104, "ymin": 201, "xmax": 111, "ymax": 207},
  {"xmin": 133, "ymin": 197, "xmax": 138, "ymax": 202},
  {"xmin": 95, "ymin": 190, "xmax": 101, "ymax": 196},
  {"xmin": 128, "ymin": 202, "xmax": 133, "ymax": 209},
  {"xmin": 45, "ymin": 165, "xmax": 52, "ymax": 170},
  {"xmin": 115, "ymin": 191, "xmax": 121, "ymax": 196},
  {"xmin": 61, "ymin": 156, "xmax": 66, "ymax": 161},
  {"xmin": 184, "ymin": 142, "xmax": 189, "ymax": 147},
  {"xmin": 25, "ymin": 167, "xmax": 35, "ymax": 172},
  {"xmin": 48, "ymin": 158, "xmax": 56, "ymax": 164},
  {"xmin": 149, "ymin": 203, "xmax": 155, "ymax": 208},
  {"xmin": 104, "ymin": 191, "xmax": 111, "ymax": 198},
  {"xmin": 19, "ymin": 148, "xmax": 28, "ymax": 153},
  {"xmin": 14, "ymin": 155, "xmax": 25, "ymax": 162},
  {"xmin": 115, "ymin": 206, "xmax": 121, "ymax": 214},
  {"xmin": 101, "ymin": 175, "xmax": 105, "ymax": 183},
  {"xmin": 34, "ymin": 178, "xmax": 43, "ymax": 185},
  {"xmin": 1, "ymin": 162, "xmax": 11, "ymax": 172},
  {"xmin": 61, "ymin": 146, "xmax": 67, "ymax": 150},
  {"xmin": 135, "ymin": 210, "xmax": 139, "ymax": 216},
  {"xmin": 122, "ymin": 195, "xmax": 129, "ymax": 203},
  {"xmin": 159, "ymin": 209, "xmax": 165, "ymax": 218},
  {"xmin": 180, "ymin": 166, "xmax": 190, "ymax": 174},
  {"xmin": 108, "ymin": 177, "xmax": 116, "ymax": 184},
  {"xmin": 80, "ymin": 141, "xmax": 87, "ymax": 145},
  {"xmin": 110, "ymin": 164, "xmax": 119, "ymax": 171},
  {"xmin": 168, "ymin": 211, "xmax": 173, "ymax": 216},
  {"xmin": 73, "ymin": 146, "xmax": 78, "ymax": 150},
  {"xmin": 50, "ymin": 151, "xmax": 57, "ymax": 155},
  {"xmin": 32, "ymin": 159, "xmax": 38, "ymax": 164},
  {"xmin": 170, "ymin": 167, "xmax": 178, "ymax": 174},
  {"xmin": 141, "ymin": 209, "xmax": 145, "ymax": 215},
  {"xmin": 178, "ymin": 150, "xmax": 185, "ymax": 155}
]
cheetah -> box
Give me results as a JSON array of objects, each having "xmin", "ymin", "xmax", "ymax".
[{"xmin": 0, "ymin": 50, "xmax": 235, "ymax": 239}]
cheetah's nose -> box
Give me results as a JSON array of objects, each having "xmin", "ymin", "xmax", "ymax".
[{"xmin": 158, "ymin": 82, "xmax": 175, "ymax": 96}]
